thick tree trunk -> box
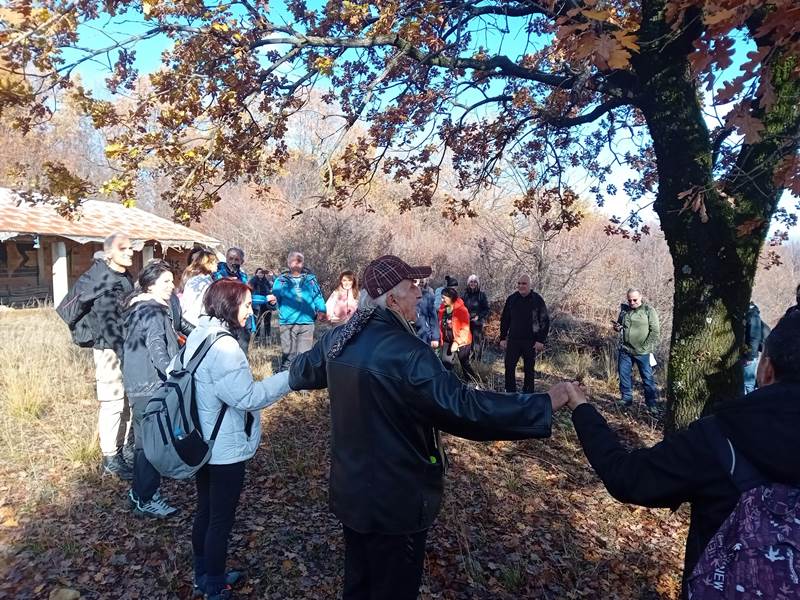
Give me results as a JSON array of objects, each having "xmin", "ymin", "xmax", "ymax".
[
  {"xmin": 634, "ymin": 2, "xmax": 755, "ymax": 431},
  {"xmin": 633, "ymin": 2, "xmax": 800, "ymax": 432}
]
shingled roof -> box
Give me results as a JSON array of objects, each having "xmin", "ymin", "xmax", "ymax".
[{"xmin": 0, "ymin": 188, "xmax": 220, "ymax": 250}]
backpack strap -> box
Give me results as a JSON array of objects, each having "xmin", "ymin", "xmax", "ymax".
[
  {"xmin": 700, "ymin": 416, "xmax": 768, "ymax": 492},
  {"xmin": 182, "ymin": 330, "xmax": 233, "ymax": 373},
  {"xmin": 182, "ymin": 330, "xmax": 234, "ymax": 442}
]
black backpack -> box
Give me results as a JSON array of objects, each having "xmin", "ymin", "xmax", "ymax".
[{"xmin": 55, "ymin": 282, "xmax": 96, "ymax": 347}]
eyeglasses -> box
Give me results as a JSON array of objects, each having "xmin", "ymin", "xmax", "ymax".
[{"xmin": 517, "ymin": 282, "xmax": 529, "ymax": 285}]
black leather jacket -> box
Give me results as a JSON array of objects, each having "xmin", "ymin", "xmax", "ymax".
[{"xmin": 289, "ymin": 307, "xmax": 553, "ymax": 535}]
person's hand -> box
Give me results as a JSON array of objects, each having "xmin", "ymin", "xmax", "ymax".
[
  {"xmin": 431, "ymin": 340, "xmax": 440, "ymax": 349},
  {"xmin": 744, "ymin": 359, "xmax": 752, "ymax": 366},
  {"xmin": 612, "ymin": 322, "xmax": 622, "ymax": 332},
  {"xmin": 547, "ymin": 382, "xmax": 573, "ymax": 412},
  {"xmin": 317, "ymin": 311, "xmax": 327, "ymax": 321},
  {"xmin": 500, "ymin": 340, "xmax": 507, "ymax": 350},
  {"xmin": 534, "ymin": 341, "xmax": 544, "ymax": 352},
  {"xmin": 566, "ymin": 382, "xmax": 588, "ymax": 411},
  {"xmin": 267, "ymin": 294, "xmax": 277, "ymax": 304},
  {"xmin": 450, "ymin": 342, "xmax": 459, "ymax": 352}
]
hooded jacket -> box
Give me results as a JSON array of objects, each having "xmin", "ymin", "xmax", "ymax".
[
  {"xmin": 271, "ymin": 270, "xmax": 326, "ymax": 325},
  {"xmin": 438, "ymin": 297, "xmax": 472, "ymax": 347},
  {"xmin": 288, "ymin": 306, "xmax": 552, "ymax": 535},
  {"xmin": 571, "ymin": 381, "xmax": 800, "ymax": 597},
  {"xmin": 175, "ymin": 316, "xmax": 292, "ymax": 464},
  {"xmin": 123, "ymin": 297, "xmax": 180, "ymax": 401}
]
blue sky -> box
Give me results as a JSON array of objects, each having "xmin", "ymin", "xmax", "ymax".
[{"xmin": 64, "ymin": 3, "xmax": 796, "ymax": 233}]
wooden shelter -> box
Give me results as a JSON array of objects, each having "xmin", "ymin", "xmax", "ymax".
[{"xmin": 0, "ymin": 188, "xmax": 221, "ymax": 306}]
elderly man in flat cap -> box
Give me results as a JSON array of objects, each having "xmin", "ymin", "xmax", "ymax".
[{"xmin": 289, "ymin": 255, "xmax": 575, "ymax": 600}]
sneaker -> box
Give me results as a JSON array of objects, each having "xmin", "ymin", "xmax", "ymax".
[
  {"xmin": 130, "ymin": 489, "xmax": 179, "ymax": 518},
  {"xmin": 193, "ymin": 572, "xmax": 244, "ymax": 598},
  {"xmin": 102, "ymin": 453, "xmax": 133, "ymax": 480},
  {"xmin": 122, "ymin": 443, "xmax": 136, "ymax": 466}
]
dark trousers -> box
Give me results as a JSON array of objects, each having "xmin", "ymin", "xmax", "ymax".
[
  {"xmin": 469, "ymin": 322, "xmax": 485, "ymax": 361},
  {"xmin": 192, "ymin": 461, "xmax": 247, "ymax": 594},
  {"xmin": 279, "ymin": 323, "xmax": 315, "ymax": 371},
  {"xmin": 253, "ymin": 306, "xmax": 272, "ymax": 344},
  {"xmin": 504, "ymin": 339, "xmax": 536, "ymax": 393},
  {"xmin": 618, "ymin": 350, "xmax": 658, "ymax": 406},
  {"xmin": 443, "ymin": 344, "xmax": 480, "ymax": 383},
  {"xmin": 342, "ymin": 526, "xmax": 428, "ymax": 600},
  {"xmin": 130, "ymin": 397, "xmax": 160, "ymax": 502}
]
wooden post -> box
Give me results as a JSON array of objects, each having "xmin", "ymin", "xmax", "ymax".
[{"xmin": 51, "ymin": 240, "xmax": 68, "ymax": 306}]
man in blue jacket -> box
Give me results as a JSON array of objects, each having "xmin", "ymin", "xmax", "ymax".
[
  {"xmin": 268, "ymin": 251, "xmax": 326, "ymax": 370},
  {"xmin": 212, "ymin": 247, "xmax": 253, "ymax": 353}
]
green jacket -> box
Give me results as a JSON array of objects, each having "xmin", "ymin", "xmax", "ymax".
[{"xmin": 618, "ymin": 303, "xmax": 660, "ymax": 356}]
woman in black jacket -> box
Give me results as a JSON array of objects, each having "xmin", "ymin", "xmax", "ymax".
[
  {"xmin": 123, "ymin": 260, "xmax": 182, "ymax": 518},
  {"xmin": 563, "ymin": 313, "xmax": 800, "ymax": 598}
]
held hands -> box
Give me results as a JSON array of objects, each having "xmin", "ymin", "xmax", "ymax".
[
  {"xmin": 534, "ymin": 341, "xmax": 544, "ymax": 352},
  {"xmin": 547, "ymin": 381, "xmax": 589, "ymax": 412},
  {"xmin": 317, "ymin": 311, "xmax": 328, "ymax": 322},
  {"xmin": 450, "ymin": 342, "xmax": 459, "ymax": 353},
  {"xmin": 267, "ymin": 294, "xmax": 277, "ymax": 305},
  {"xmin": 499, "ymin": 340, "xmax": 507, "ymax": 350}
]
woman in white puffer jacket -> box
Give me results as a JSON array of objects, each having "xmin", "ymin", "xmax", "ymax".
[{"xmin": 179, "ymin": 278, "xmax": 293, "ymax": 600}]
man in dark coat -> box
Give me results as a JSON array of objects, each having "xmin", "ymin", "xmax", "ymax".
[
  {"xmin": 289, "ymin": 255, "xmax": 572, "ymax": 600},
  {"xmin": 499, "ymin": 274, "xmax": 550, "ymax": 392},
  {"xmin": 564, "ymin": 312, "xmax": 800, "ymax": 598},
  {"xmin": 72, "ymin": 233, "xmax": 135, "ymax": 479}
]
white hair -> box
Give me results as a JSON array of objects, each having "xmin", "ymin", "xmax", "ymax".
[
  {"xmin": 468, "ymin": 274, "xmax": 479, "ymax": 284},
  {"xmin": 358, "ymin": 279, "xmax": 409, "ymax": 310},
  {"xmin": 627, "ymin": 287, "xmax": 642, "ymax": 297},
  {"xmin": 103, "ymin": 232, "xmax": 128, "ymax": 253}
]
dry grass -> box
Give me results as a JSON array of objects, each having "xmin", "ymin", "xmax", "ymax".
[
  {"xmin": 0, "ymin": 309, "xmax": 687, "ymax": 599},
  {"xmin": 0, "ymin": 308, "xmax": 99, "ymax": 485}
]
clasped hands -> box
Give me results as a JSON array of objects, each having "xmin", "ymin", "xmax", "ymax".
[{"xmin": 546, "ymin": 381, "xmax": 587, "ymax": 412}]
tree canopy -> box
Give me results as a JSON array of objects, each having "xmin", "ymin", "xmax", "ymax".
[{"xmin": 2, "ymin": 0, "xmax": 800, "ymax": 429}]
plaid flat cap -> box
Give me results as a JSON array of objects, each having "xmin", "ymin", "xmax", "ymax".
[{"xmin": 363, "ymin": 255, "xmax": 432, "ymax": 298}]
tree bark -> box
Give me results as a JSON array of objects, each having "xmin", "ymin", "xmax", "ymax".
[{"xmin": 634, "ymin": 2, "xmax": 800, "ymax": 431}]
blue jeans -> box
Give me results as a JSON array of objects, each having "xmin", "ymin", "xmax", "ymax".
[
  {"xmin": 742, "ymin": 358, "xmax": 758, "ymax": 395},
  {"xmin": 618, "ymin": 350, "xmax": 658, "ymax": 406}
]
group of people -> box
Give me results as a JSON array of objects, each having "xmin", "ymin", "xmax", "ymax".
[{"xmin": 57, "ymin": 238, "xmax": 800, "ymax": 600}]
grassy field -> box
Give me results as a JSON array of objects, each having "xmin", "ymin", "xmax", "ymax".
[{"xmin": 0, "ymin": 309, "xmax": 686, "ymax": 599}]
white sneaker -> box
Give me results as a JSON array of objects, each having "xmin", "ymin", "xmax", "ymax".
[{"xmin": 130, "ymin": 489, "xmax": 179, "ymax": 518}]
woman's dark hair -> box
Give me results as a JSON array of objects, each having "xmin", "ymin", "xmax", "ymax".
[
  {"xmin": 203, "ymin": 279, "xmax": 250, "ymax": 331},
  {"xmin": 442, "ymin": 287, "xmax": 459, "ymax": 301},
  {"xmin": 337, "ymin": 270, "xmax": 359, "ymax": 300},
  {"xmin": 137, "ymin": 259, "xmax": 173, "ymax": 294},
  {"xmin": 763, "ymin": 312, "xmax": 800, "ymax": 383}
]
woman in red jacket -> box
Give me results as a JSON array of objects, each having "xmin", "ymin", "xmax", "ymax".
[{"xmin": 439, "ymin": 288, "xmax": 481, "ymax": 383}]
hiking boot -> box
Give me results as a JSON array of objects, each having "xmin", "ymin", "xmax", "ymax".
[
  {"xmin": 129, "ymin": 489, "xmax": 179, "ymax": 518},
  {"xmin": 102, "ymin": 453, "xmax": 133, "ymax": 480},
  {"xmin": 193, "ymin": 572, "xmax": 245, "ymax": 598}
]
